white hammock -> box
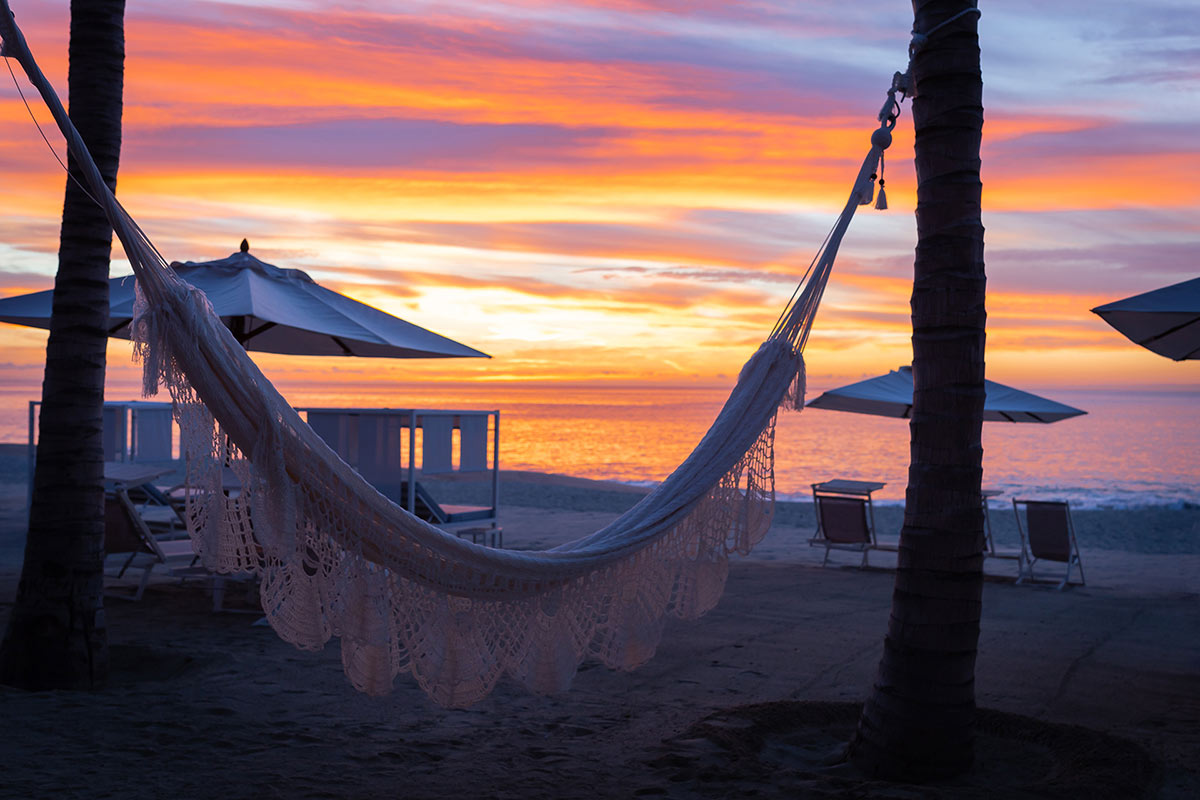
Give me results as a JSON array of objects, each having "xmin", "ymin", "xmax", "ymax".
[{"xmin": 1, "ymin": 7, "xmax": 896, "ymax": 707}]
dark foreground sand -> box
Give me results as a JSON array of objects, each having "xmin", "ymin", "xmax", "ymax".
[{"xmin": 1, "ymin": 459, "xmax": 1197, "ymax": 798}]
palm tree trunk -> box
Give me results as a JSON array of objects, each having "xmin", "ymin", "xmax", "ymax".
[
  {"xmin": 0, "ymin": 0, "xmax": 125, "ymax": 690},
  {"xmin": 849, "ymin": 0, "xmax": 986, "ymax": 781}
]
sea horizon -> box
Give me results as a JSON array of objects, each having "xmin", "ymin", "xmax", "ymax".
[{"xmin": 3, "ymin": 380, "xmax": 1196, "ymax": 511}]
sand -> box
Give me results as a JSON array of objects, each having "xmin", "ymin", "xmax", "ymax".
[{"xmin": 1, "ymin": 452, "xmax": 1197, "ymax": 798}]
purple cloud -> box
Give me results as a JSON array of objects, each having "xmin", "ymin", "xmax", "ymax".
[
  {"xmin": 986, "ymin": 120, "xmax": 1196, "ymax": 161},
  {"xmin": 125, "ymin": 118, "xmax": 620, "ymax": 171}
]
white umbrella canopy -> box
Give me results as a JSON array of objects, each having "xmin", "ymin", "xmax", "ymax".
[
  {"xmin": 1090, "ymin": 276, "xmax": 1200, "ymax": 361},
  {"xmin": 0, "ymin": 241, "xmax": 489, "ymax": 359},
  {"xmin": 806, "ymin": 366, "xmax": 1086, "ymax": 423}
]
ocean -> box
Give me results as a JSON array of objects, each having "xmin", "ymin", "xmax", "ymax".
[{"xmin": 1, "ymin": 381, "xmax": 1196, "ymax": 509}]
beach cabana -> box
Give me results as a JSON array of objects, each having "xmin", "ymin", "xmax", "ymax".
[
  {"xmin": 806, "ymin": 366, "xmax": 1086, "ymax": 423},
  {"xmin": 1090, "ymin": 277, "xmax": 1200, "ymax": 361},
  {"xmin": 0, "ymin": 240, "xmax": 490, "ymax": 360}
]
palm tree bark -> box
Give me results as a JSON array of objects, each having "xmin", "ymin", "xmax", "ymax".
[
  {"xmin": 849, "ymin": 0, "xmax": 985, "ymax": 781},
  {"xmin": 0, "ymin": 0, "xmax": 125, "ymax": 690}
]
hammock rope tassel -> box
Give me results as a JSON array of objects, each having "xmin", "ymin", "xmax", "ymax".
[{"xmin": 875, "ymin": 153, "xmax": 888, "ymax": 210}]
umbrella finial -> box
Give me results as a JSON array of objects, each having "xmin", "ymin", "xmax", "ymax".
[{"xmin": 240, "ymin": 238, "xmax": 249, "ymax": 253}]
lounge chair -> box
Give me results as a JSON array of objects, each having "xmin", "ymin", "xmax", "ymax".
[
  {"xmin": 385, "ymin": 481, "xmax": 502, "ymax": 547},
  {"xmin": 809, "ymin": 480, "xmax": 888, "ymax": 567},
  {"xmin": 104, "ymin": 491, "xmax": 198, "ymax": 601},
  {"xmin": 981, "ymin": 490, "xmax": 1024, "ymax": 573},
  {"xmin": 1012, "ymin": 499, "xmax": 1085, "ymax": 589},
  {"xmin": 106, "ymin": 490, "xmax": 259, "ymax": 609}
]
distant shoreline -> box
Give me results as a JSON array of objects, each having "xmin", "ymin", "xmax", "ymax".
[{"xmin": 4, "ymin": 439, "xmax": 1199, "ymax": 515}]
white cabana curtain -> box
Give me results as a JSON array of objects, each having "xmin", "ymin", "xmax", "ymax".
[{"xmin": 1, "ymin": 4, "xmax": 893, "ymax": 707}]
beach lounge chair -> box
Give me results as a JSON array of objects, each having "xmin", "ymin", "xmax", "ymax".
[
  {"xmin": 981, "ymin": 490, "xmax": 1024, "ymax": 573},
  {"xmin": 1012, "ymin": 499, "xmax": 1085, "ymax": 589},
  {"xmin": 809, "ymin": 480, "xmax": 888, "ymax": 568},
  {"xmin": 387, "ymin": 481, "xmax": 502, "ymax": 547},
  {"xmin": 106, "ymin": 491, "xmax": 259, "ymax": 609},
  {"xmin": 104, "ymin": 491, "xmax": 199, "ymax": 601}
]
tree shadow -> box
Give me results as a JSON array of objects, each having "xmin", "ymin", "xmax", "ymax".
[{"xmin": 650, "ymin": 700, "xmax": 1161, "ymax": 798}]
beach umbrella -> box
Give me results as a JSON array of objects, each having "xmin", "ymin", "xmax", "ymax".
[
  {"xmin": 1090, "ymin": 276, "xmax": 1200, "ymax": 361},
  {"xmin": 806, "ymin": 366, "xmax": 1085, "ymax": 423},
  {"xmin": 0, "ymin": 240, "xmax": 489, "ymax": 359}
]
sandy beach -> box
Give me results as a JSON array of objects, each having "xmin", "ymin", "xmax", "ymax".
[{"xmin": 1, "ymin": 452, "xmax": 1197, "ymax": 798}]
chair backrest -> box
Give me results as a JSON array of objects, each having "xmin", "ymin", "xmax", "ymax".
[
  {"xmin": 1018, "ymin": 500, "xmax": 1073, "ymax": 562},
  {"xmin": 815, "ymin": 494, "xmax": 872, "ymax": 544},
  {"xmin": 104, "ymin": 493, "xmax": 163, "ymax": 560}
]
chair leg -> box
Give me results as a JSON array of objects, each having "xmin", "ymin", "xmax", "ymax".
[
  {"xmin": 117, "ymin": 551, "xmax": 138, "ymax": 578},
  {"xmin": 1057, "ymin": 555, "xmax": 1084, "ymax": 589},
  {"xmin": 821, "ymin": 546, "xmax": 831, "ymax": 567},
  {"xmin": 134, "ymin": 565, "xmax": 155, "ymax": 601},
  {"xmin": 1019, "ymin": 558, "xmax": 1035, "ymax": 585}
]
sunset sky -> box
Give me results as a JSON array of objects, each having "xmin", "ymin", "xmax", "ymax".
[{"xmin": 0, "ymin": 0, "xmax": 1197, "ymax": 397}]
